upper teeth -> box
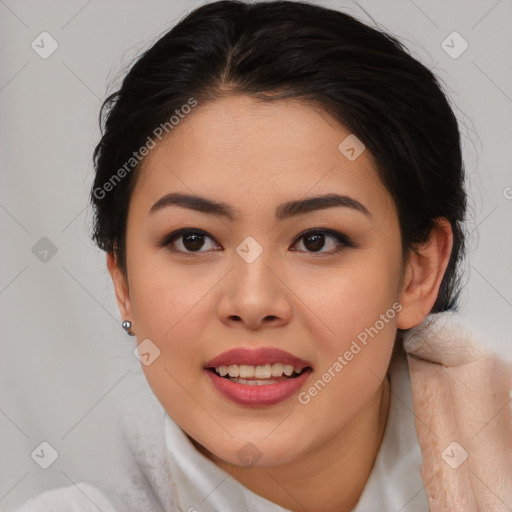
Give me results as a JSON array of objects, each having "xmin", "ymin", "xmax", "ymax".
[{"xmin": 215, "ymin": 363, "xmax": 304, "ymax": 379}]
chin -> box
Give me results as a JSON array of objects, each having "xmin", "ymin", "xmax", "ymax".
[{"xmin": 197, "ymin": 432, "xmax": 308, "ymax": 468}]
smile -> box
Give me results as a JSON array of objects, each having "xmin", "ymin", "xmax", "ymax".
[{"xmin": 204, "ymin": 347, "xmax": 313, "ymax": 406}]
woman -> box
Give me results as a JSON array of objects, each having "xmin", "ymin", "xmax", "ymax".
[{"xmin": 15, "ymin": 1, "xmax": 511, "ymax": 511}]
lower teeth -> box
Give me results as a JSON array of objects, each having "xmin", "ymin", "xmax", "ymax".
[
  {"xmin": 210, "ymin": 368, "xmax": 308, "ymax": 384},
  {"xmin": 228, "ymin": 377, "xmax": 285, "ymax": 385}
]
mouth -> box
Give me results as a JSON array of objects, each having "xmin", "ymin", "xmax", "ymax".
[{"xmin": 204, "ymin": 347, "xmax": 313, "ymax": 406}]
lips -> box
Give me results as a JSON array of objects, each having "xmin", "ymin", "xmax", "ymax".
[
  {"xmin": 204, "ymin": 347, "xmax": 313, "ymax": 406},
  {"xmin": 204, "ymin": 347, "xmax": 312, "ymax": 369}
]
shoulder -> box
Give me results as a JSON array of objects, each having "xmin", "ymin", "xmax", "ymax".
[{"xmin": 11, "ymin": 483, "xmax": 122, "ymax": 512}]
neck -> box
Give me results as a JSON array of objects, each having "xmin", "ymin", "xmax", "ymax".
[{"xmin": 196, "ymin": 377, "xmax": 391, "ymax": 512}]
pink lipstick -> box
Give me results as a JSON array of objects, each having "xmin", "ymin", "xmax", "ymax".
[{"xmin": 204, "ymin": 347, "xmax": 313, "ymax": 406}]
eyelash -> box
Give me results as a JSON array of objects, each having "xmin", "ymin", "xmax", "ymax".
[{"xmin": 158, "ymin": 228, "xmax": 354, "ymax": 255}]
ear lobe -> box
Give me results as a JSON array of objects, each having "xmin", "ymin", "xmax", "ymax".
[
  {"xmin": 106, "ymin": 252, "xmax": 132, "ymax": 320},
  {"xmin": 397, "ymin": 218, "xmax": 454, "ymax": 330}
]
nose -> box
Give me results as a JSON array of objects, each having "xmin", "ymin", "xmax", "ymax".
[{"xmin": 216, "ymin": 248, "xmax": 292, "ymax": 330}]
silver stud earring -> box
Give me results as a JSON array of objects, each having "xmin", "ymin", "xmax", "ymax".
[{"xmin": 122, "ymin": 320, "xmax": 135, "ymax": 336}]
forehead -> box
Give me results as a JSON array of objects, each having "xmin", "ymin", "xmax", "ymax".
[{"xmin": 131, "ymin": 95, "xmax": 394, "ymax": 219}]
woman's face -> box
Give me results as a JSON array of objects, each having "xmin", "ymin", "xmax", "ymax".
[{"xmin": 115, "ymin": 95, "xmax": 405, "ymax": 467}]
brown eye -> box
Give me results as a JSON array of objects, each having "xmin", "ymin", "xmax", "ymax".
[
  {"xmin": 160, "ymin": 229, "xmax": 221, "ymax": 253},
  {"xmin": 181, "ymin": 232, "xmax": 207, "ymax": 251},
  {"xmin": 291, "ymin": 229, "xmax": 352, "ymax": 254}
]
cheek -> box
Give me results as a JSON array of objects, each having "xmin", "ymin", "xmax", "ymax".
[
  {"xmin": 127, "ymin": 253, "xmax": 218, "ymax": 408},
  {"xmin": 294, "ymin": 250, "xmax": 400, "ymax": 409},
  {"xmin": 295, "ymin": 275, "xmax": 399, "ymax": 434},
  {"xmin": 299, "ymin": 248, "xmax": 402, "ymax": 349},
  {"xmin": 129, "ymin": 247, "xmax": 221, "ymax": 338},
  {"xmin": 132, "ymin": 288, "xmax": 211, "ymax": 423}
]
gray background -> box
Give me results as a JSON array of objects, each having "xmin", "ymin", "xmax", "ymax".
[{"xmin": 1, "ymin": 0, "xmax": 511, "ymax": 509}]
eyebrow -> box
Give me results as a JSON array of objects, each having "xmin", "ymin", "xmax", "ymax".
[{"xmin": 148, "ymin": 192, "xmax": 371, "ymax": 220}]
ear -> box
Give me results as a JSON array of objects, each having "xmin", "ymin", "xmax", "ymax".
[
  {"xmin": 106, "ymin": 252, "xmax": 132, "ymax": 323},
  {"xmin": 397, "ymin": 218, "xmax": 453, "ymax": 330}
]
